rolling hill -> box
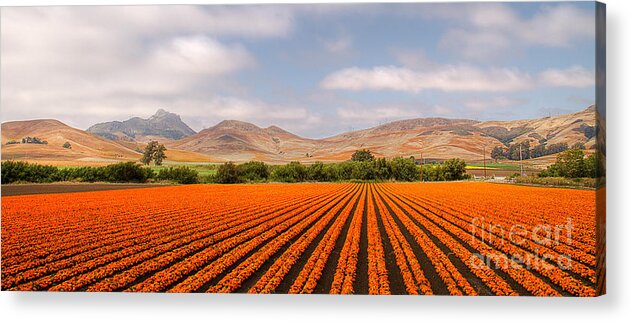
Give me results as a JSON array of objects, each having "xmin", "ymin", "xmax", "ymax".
[
  {"xmin": 1, "ymin": 105, "xmax": 597, "ymax": 165},
  {"xmin": 168, "ymin": 105, "xmax": 597, "ymax": 163},
  {"xmin": 168, "ymin": 120, "xmax": 319, "ymax": 163},
  {"xmin": 1, "ymin": 119, "xmax": 219, "ymax": 165},
  {"xmin": 1, "ymin": 119, "xmax": 141, "ymax": 165}
]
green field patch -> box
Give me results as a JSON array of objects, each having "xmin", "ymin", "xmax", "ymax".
[{"xmin": 466, "ymin": 163, "xmax": 521, "ymax": 171}]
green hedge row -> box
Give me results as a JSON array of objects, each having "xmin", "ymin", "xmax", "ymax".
[
  {"xmin": 210, "ymin": 158, "xmax": 469, "ymax": 184},
  {"xmin": 1, "ymin": 161, "xmax": 199, "ymax": 184},
  {"xmin": 2, "ymin": 158, "xmax": 470, "ymax": 185}
]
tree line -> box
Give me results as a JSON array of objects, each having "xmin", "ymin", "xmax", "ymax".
[
  {"xmin": 538, "ymin": 149, "xmax": 604, "ymax": 179},
  {"xmin": 5, "ymin": 136, "xmax": 49, "ymax": 145},
  {"xmin": 491, "ymin": 142, "xmax": 586, "ymax": 161},
  {"xmin": 1, "ymin": 150, "xmax": 470, "ymax": 185},
  {"xmin": 212, "ymin": 150, "xmax": 469, "ymax": 184},
  {"xmin": 510, "ymin": 148, "xmax": 605, "ymax": 188},
  {"xmin": 1, "ymin": 161, "xmax": 198, "ymax": 184}
]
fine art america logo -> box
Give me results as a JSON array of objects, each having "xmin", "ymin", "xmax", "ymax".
[{"xmin": 470, "ymin": 217, "xmax": 574, "ymax": 271}]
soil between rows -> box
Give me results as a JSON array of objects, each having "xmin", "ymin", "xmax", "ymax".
[
  {"xmin": 232, "ymin": 184, "xmax": 361, "ymax": 293},
  {"xmin": 276, "ymin": 184, "xmax": 364, "ymax": 294}
]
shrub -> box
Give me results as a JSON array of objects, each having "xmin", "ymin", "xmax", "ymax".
[
  {"xmin": 271, "ymin": 161, "xmax": 307, "ymax": 183},
  {"xmin": 351, "ymin": 149, "xmax": 375, "ymax": 162},
  {"xmin": 336, "ymin": 162, "xmax": 355, "ymax": 181},
  {"xmin": 514, "ymin": 175, "xmax": 595, "ymax": 188},
  {"xmin": 215, "ymin": 162, "xmax": 240, "ymax": 184},
  {"xmin": 506, "ymin": 172, "xmax": 522, "ymax": 180},
  {"xmin": 157, "ymin": 167, "xmax": 199, "ymax": 184},
  {"xmin": 307, "ymin": 162, "xmax": 327, "ymax": 181},
  {"xmin": 323, "ymin": 163, "xmax": 340, "ymax": 182},
  {"xmin": 389, "ymin": 157, "xmax": 418, "ymax": 182},
  {"xmin": 237, "ymin": 161, "xmax": 269, "ymax": 182},
  {"xmin": 0, "ymin": 161, "xmax": 154, "ymax": 184},
  {"xmin": 1, "ymin": 161, "xmax": 58, "ymax": 183},
  {"xmin": 350, "ymin": 161, "xmax": 377, "ymax": 181},
  {"xmin": 102, "ymin": 162, "xmax": 151, "ymax": 183},
  {"xmin": 539, "ymin": 149, "xmax": 588, "ymax": 179},
  {"xmin": 441, "ymin": 158, "xmax": 467, "ymax": 181}
]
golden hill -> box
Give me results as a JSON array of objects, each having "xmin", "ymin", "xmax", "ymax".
[
  {"xmin": 1, "ymin": 119, "xmax": 141, "ymax": 165},
  {"xmin": 1, "ymin": 119, "xmax": 220, "ymax": 165},
  {"xmin": 1, "ymin": 106, "xmax": 597, "ymax": 165},
  {"xmin": 167, "ymin": 106, "xmax": 596, "ymax": 163}
]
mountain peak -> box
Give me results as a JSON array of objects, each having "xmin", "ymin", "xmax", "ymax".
[
  {"xmin": 150, "ymin": 108, "xmax": 175, "ymax": 120},
  {"xmin": 211, "ymin": 120, "xmax": 261, "ymax": 132},
  {"xmin": 154, "ymin": 108, "xmax": 168, "ymax": 116},
  {"xmin": 87, "ymin": 109, "xmax": 195, "ymax": 141},
  {"xmin": 265, "ymin": 125, "xmax": 297, "ymax": 137}
]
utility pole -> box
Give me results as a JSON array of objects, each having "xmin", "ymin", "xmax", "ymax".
[
  {"xmin": 519, "ymin": 144, "xmax": 524, "ymax": 177},
  {"xmin": 419, "ymin": 143, "xmax": 423, "ymax": 183},
  {"xmin": 483, "ymin": 145, "xmax": 487, "ymax": 179}
]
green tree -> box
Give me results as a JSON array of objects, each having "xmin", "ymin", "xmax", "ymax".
[
  {"xmin": 103, "ymin": 162, "xmax": 151, "ymax": 183},
  {"xmin": 546, "ymin": 142, "xmax": 569, "ymax": 155},
  {"xmin": 584, "ymin": 152, "xmax": 604, "ymax": 179},
  {"xmin": 271, "ymin": 161, "xmax": 307, "ymax": 182},
  {"xmin": 323, "ymin": 164, "xmax": 340, "ymax": 181},
  {"xmin": 336, "ymin": 162, "xmax": 355, "ymax": 181},
  {"xmin": 351, "ymin": 149, "xmax": 375, "ymax": 162},
  {"xmin": 442, "ymin": 158, "xmax": 467, "ymax": 180},
  {"xmin": 141, "ymin": 141, "xmax": 157, "ymax": 165},
  {"xmin": 62, "ymin": 142, "xmax": 72, "ymax": 149},
  {"xmin": 154, "ymin": 144, "xmax": 167, "ymax": 165},
  {"xmin": 307, "ymin": 162, "xmax": 327, "ymax": 181},
  {"xmin": 237, "ymin": 161, "xmax": 269, "ymax": 182},
  {"xmin": 157, "ymin": 167, "xmax": 199, "ymax": 184},
  {"xmin": 421, "ymin": 164, "xmax": 442, "ymax": 181},
  {"xmin": 374, "ymin": 158, "xmax": 391, "ymax": 180},
  {"xmin": 508, "ymin": 142, "xmax": 531, "ymax": 160},
  {"xmin": 351, "ymin": 161, "xmax": 376, "ymax": 180},
  {"xmin": 555, "ymin": 149, "xmax": 586, "ymax": 178},
  {"xmin": 141, "ymin": 141, "xmax": 167, "ymax": 166},
  {"xmin": 215, "ymin": 162, "xmax": 240, "ymax": 184},
  {"xmin": 491, "ymin": 146, "xmax": 506, "ymax": 160},
  {"xmin": 531, "ymin": 144, "xmax": 547, "ymax": 158},
  {"xmin": 389, "ymin": 157, "xmax": 417, "ymax": 182}
]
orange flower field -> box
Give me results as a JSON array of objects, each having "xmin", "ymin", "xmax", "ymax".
[{"xmin": 1, "ymin": 182, "xmax": 599, "ymax": 295}]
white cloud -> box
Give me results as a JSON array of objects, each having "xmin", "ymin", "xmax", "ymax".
[
  {"xmin": 153, "ymin": 95, "xmax": 322, "ymax": 133},
  {"xmin": 0, "ymin": 6, "xmax": 293, "ymax": 130},
  {"xmin": 337, "ymin": 105, "xmax": 419, "ymax": 122},
  {"xmin": 196, "ymin": 97, "xmax": 310, "ymax": 121},
  {"xmin": 463, "ymin": 97, "xmax": 527, "ymax": 112},
  {"xmin": 321, "ymin": 65, "xmax": 534, "ymax": 92},
  {"xmin": 436, "ymin": 4, "xmax": 595, "ymax": 61},
  {"xmin": 148, "ymin": 36, "xmax": 254, "ymax": 77},
  {"xmin": 539, "ymin": 66, "xmax": 595, "ymax": 87}
]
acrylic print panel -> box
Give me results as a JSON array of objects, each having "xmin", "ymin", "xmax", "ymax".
[{"xmin": 0, "ymin": 2, "xmax": 605, "ymax": 296}]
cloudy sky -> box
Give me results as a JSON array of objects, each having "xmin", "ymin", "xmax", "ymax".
[{"xmin": 1, "ymin": 2, "xmax": 596, "ymax": 138}]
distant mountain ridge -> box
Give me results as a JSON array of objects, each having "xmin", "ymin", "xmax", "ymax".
[
  {"xmin": 167, "ymin": 105, "xmax": 597, "ymax": 163},
  {"xmin": 169, "ymin": 119, "xmax": 315, "ymax": 162},
  {"xmin": 2, "ymin": 105, "xmax": 597, "ymax": 165},
  {"xmin": 87, "ymin": 109, "xmax": 196, "ymax": 141}
]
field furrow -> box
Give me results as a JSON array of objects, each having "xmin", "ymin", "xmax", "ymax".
[{"xmin": 1, "ymin": 182, "xmax": 599, "ymax": 296}]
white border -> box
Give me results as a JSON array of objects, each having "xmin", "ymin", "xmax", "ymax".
[{"xmin": 1, "ymin": 1, "xmax": 629, "ymax": 321}]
